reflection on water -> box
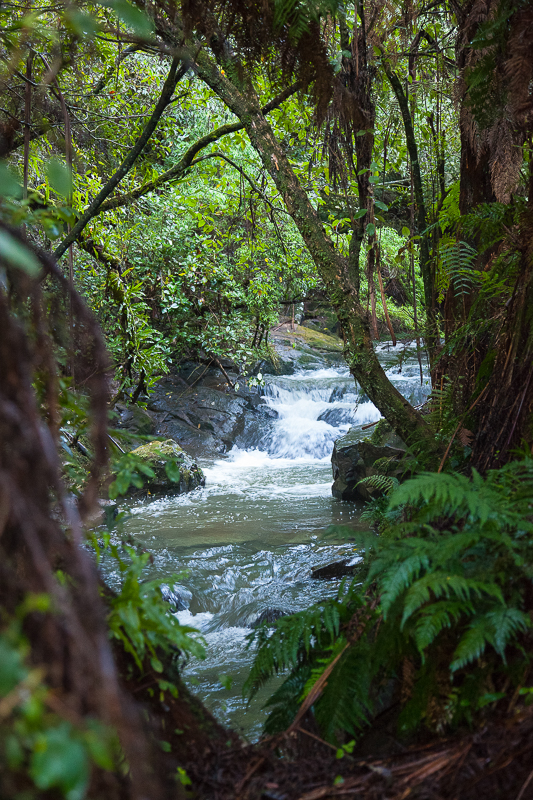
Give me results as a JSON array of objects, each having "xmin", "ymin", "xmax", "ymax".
[{"xmin": 101, "ymin": 348, "xmax": 430, "ymax": 740}]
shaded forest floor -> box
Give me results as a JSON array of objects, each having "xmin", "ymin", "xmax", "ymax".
[{"xmin": 125, "ymin": 648, "xmax": 533, "ymax": 800}]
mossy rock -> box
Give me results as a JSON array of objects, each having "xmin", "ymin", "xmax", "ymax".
[
  {"xmin": 369, "ymin": 419, "xmax": 406, "ymax": 449},
  {"xmin": 129, "ymin": 439, "xmax": 205, "ymax": 496}
]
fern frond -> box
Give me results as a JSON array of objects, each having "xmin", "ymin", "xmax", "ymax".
[
  {"xmin": 486, "ymin": 607, "xmax": 531, "ymax": 658},
  {"xmin": 413, "ymin": 600, "xmax": 475, "ymax": 652},
  {"xmin": 376, "ymin": 554, "xmax": 431, "ymax": 616},
  {"xmin": 450, "ymin": 616, "xmax": 495, "ymax": 671},
  {"xmin": 439, "ymin": 240, "xmax": 480, "ymax": 296},
  {"xmin": 244, "ymin": 601, "xmax": 344, "ymax": 699},
  {"xmin": 357, "ymin": 474, "xmax": 399, "ymax": 496},
  {"xmin": 372, "ymin": 456, "xmax": 399, "ymax": 474},
  {"xmin": 400, "ymin": 572, "xmax": 504, "ymax": 627},
  {"xmin": 314, "ymin": 642, "xmax": 374, "ymax": 741}
]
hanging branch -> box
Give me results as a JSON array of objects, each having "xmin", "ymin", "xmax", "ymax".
[{"xmin": 378, "ymin": 42, "xmax": 438, "ymax": 363}]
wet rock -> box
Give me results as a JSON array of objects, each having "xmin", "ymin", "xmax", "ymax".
[
  {"xmin": 317, "ymin": 407, "xmax": 353, "ymax": 427},
  {"xmin": 127, "ymin": 438, "xmax": 204, "ymax": 496},
  {"xmin": 251, "ymin": 608, "xmax": 289, "ymax": 628},
  {"xmin": 311, "ymin": 559, "xmax": 359, "ymax": 580},
  {"xmin": 331, "ymin": 430, "xmax": 406, "ymax": 502},
  {"xmin": 113, "ymin": 402, "xmax": 154, "ymax": 436},
  {"xmin": 148, "ymin": 373, "xmax": 261, "ymax": 457},
  {"xmin": 160, "ymin": 583, "xmax": 192, "ymax": 611}
]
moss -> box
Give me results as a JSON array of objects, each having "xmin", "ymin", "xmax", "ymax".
[
  {"xmin": 274, "ymin": 324, "xmax": 342, "ymax": 353},
  {"xmin": 127, "ymin": 439, "xmax": 204, "ymax": 496},
  {"xmin": 131, "ymin": 439, "xmax": 184, "ymax": 461}
]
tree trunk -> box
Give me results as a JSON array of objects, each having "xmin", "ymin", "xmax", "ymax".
[{"xmin": 189, "ymin": 52, "xmax": 435, "ymax": 450}]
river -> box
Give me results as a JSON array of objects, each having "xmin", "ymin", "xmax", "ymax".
[{"xmin": 103, "ymin": 343, "xmax": 430, "ymax": 741}]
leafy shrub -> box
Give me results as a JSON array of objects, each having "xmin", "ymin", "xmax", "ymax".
[{"xmin": 104, "ymin": 545, "xmax": 205, "ymax": 675}]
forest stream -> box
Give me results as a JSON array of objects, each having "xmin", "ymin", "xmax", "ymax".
[{"xmin": 102, "ymin": 343, "xmax": 430, "ymax": 741}]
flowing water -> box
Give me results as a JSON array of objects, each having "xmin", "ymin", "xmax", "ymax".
[{"xmin": 103, "ymin": 343, "xmax": 430, "ymax": 740}]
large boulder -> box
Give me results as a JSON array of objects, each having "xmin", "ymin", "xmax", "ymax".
[
  {"xmin": 147, "ymin": 374, "xmax": 263, "ymax": 457},
  {"xmin": 331, "ymin": 430, "xmax": 406, "ymax": 502},
  {"xmin": 113, "ymin": 402, "xmax": 154, "ymax": 436},
  {"xmin": 128, "ymin": 439, "xmax": 205, "ymax": 496}
]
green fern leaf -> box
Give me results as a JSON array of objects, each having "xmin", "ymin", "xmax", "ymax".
[
  {"xmin": 413, "ymin": 600, "xmax": 474, "ymax": 652},
  {"xmin": 486, "ymin": 607, "xmax": 530, "ymax": 658},
  {"xmin": 378, "ymin": 554, "xmax": 430, "ymax": 617},
  {"xmin": 450, "ymin": 616, "xmax": 495, "ymax": 671},
  {"xmin": 400, "ymin": 572, "xmax": 503, "ymax": 627}
]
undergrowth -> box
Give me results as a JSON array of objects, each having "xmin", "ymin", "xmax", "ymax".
[{"xmin": 245, "ymin": 459, "xmax": 533, "ymax": 742}]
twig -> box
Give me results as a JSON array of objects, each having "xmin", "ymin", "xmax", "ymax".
[{"xmin": 516, "ymin": 768, "xmax": 533, "ymax": 800}]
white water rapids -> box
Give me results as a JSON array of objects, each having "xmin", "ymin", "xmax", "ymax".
[{"xmin": 102, "ymin": 344, "xmax": 430, "ymax": 739}]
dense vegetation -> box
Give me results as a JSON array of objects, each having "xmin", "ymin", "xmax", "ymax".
[{"xmin": 1, "ymin": 0, "xmax": 533, "ymax": 797}]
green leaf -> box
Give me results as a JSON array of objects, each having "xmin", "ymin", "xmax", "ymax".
[
  {"xmin": 115, "ymin": 471, "xmax": 132, "ymax": 495},
  {"xmin": 0, "ymin": 637, "xmax": 27, "ymax": 696},
  {"xmin": 365, "ymin": 223, "xmax": 376, "ymax": 237},
  {"xmin": 0, "ymin": 231, "xmax": 41, "ymax": 276},
  {"xmin": 165, "ymin": 459, "xmax": 182, "ymax": 483},
  {"xmin": 84, "ymin": 721, "xmax": 116, "ymax": 771},
  {"xmin": 0, "ymin": 162, "xmax": 22, "ymax": 198},
  {"xmin": 137, "ymin": 462, "xmax": 156, "ymax": 478},
  {"xmin": 102, "ymin": 0, "xmax": 153, "ymax": 36},
  {"xmin": 64, "ymin": 7, "xmax": 100, "ymax": 37},
  {"xmin": 46, "ymin": 159, "xmax": 72, "ymax": 198},
  {"xmin": 218, "ymin": 673, "xmax": 233, "ymax": 690},
  {"xmin": 30, "ymin": 724, "xmax": 89, "ymax": 800},
  {"xmin": 401, "ymin": 226, "xmax": 411, "ymax": 237},
  {"xmin": 374, "ymin": 200, "xmax": 388, "ymax": 211},
  {"xmin": 353, "ymin": 208, "xmax": 368, "ymax": 219}
]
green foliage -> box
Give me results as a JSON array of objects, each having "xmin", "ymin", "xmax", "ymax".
[
  {"xmin": 108, "ymin": 452, "xmax": 156, "ymax": 499},
  {"xmin": 0, "ymin": 604, "xmax": 119, "ymax": 800},
  {"xmin": 247, "ymin": 459, "xmax": 533, "ymax": 742},
  {"xmin": 103, "ymin": 544, "xmax": 205, "ymax": 673}
]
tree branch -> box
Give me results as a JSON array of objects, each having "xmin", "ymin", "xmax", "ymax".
[
  {"xmin": 54, "ymin": 57, "xmax": 187, "ymax": 260},
  {"xmin": 97, "ymin": 83, "xmax": 299, "ymax": 213}
]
